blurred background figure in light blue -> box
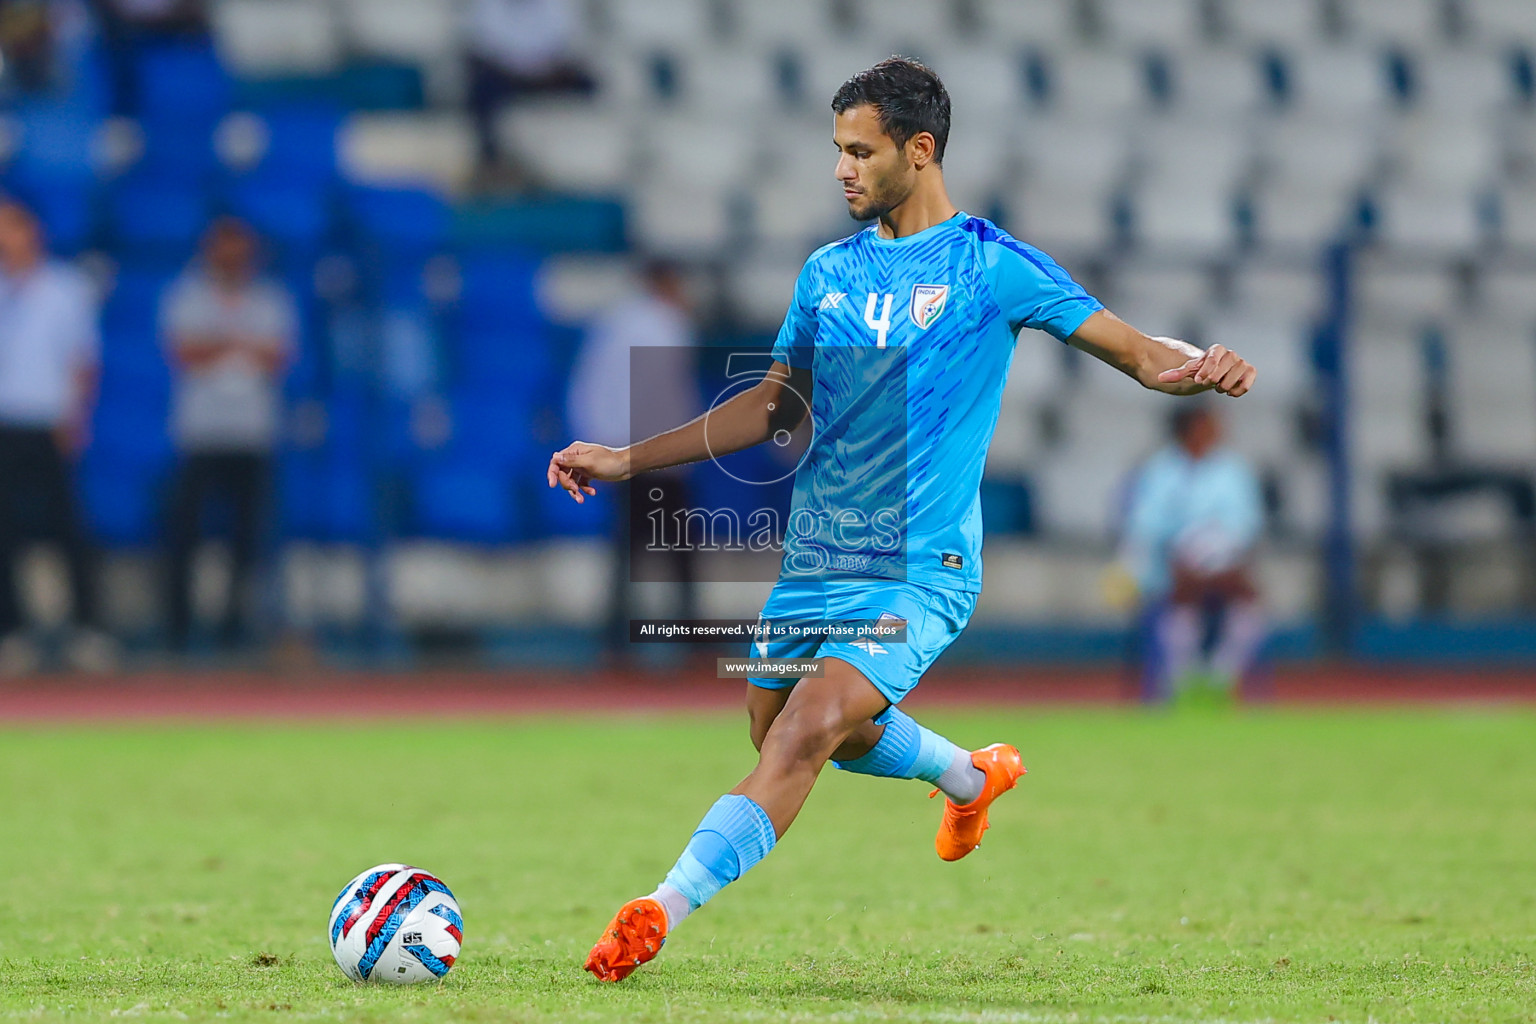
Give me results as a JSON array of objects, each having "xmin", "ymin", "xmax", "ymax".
[{"xmin": 1120, "ymin": 404, "xmax": 1266, "ymax": 704}]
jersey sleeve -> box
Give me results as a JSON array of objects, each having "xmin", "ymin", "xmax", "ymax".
[
  {"xmin": 979, "ymin": 236, "xmax": 1103, "ymax": 342},
  {"xmin": 770, "ymin": 258, "xmax": 818, "ymax": 368}
]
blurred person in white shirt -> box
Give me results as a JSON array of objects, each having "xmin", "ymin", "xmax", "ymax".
[
  {"xmin": 463, "ymin": 0, "xmax": 594, "ymax": 181},
  {"xmin": 1117, "ymin": 404, "xmax": 1266, "ymax": 704},
  {"xmin": 160, "ymin": 216, "xmax": 295, "ymax": 653},
  {"xmin": 0, "ymin": 197, "xmax": 113, "ymax": 674},
  {"xmin": 567, "ymin": 258, "xmax": 701, "ymax": 665}
]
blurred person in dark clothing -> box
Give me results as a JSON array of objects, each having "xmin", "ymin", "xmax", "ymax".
[
  {"xmin": 93, "ymin": 0, "xmax": 205, "ymax": 34},
  {"xmin": 0, "ymin": 198, "xmax": 113, "ymax": 674},
  {"xmin": 462, "ymin": 0, "xmax": 593, "ymax": 179},
  {"xmin": 1117, "ymin": 404, "xmax": 1266, "ymax": 704},
  {"xmin": 0, "ymin": 0, "xmax": 55, "ymax": 91},
  {"xmin": 567, "ymin": 258, "xmax": 700, "ymax": 666},
  {"xmin": 160, "ymin": 217, "xmax": 295, "ymax": 653}
]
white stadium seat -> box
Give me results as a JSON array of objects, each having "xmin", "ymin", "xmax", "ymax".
[
  {"xmin": 1131, "ymin": 177, "xmax": 1241, "ymax": 251},
  {"xmin": 1445, "ymin": 320, "xmax": 1536, "ymax": 464},
  {"xmin": 1044, "ymin": 47, "xmax": 1150, "ymax": 114},
  {"xmin": 1372, "ymin": 183, "xmax": 1485, "ymax": 255},
  {"xmin": 1097, "ymin": 0, "xmax": 1208, "ymax": 48},
  {"xmin": 674, "ymin": 48, "xmax": 783, "ymax": 109},
  {"xmin": 606, "ymin": 0, "xmax": 718, "ymax": 47},
  {"xmin": 1017, "ymin": 114, "xmax": 1133, "ymax": 192},
  {"xmin": 747, "ymin": 177, "xmax": 849, "ymax": 252},
  {"xmin": 1285, "ymin": 46, "xmax": 1396, "ymax": 116},
  {"xmin": 1355, "ymin": 261, "xmax": 1461, "ymax": 325},
  {"xmin": 641, "ymin": 114, "xmax": 757, "ymax": 187},
  {"xmin": 1413, "ymin": 49, "xmax": 1519, "ymax": 115},
  {"xmin": 497, "ymin": 102, "xmax": 633, "ymax": 194},
  {"xmin": 1258, "ymin": 115, "xmax": 1383, "ymax": 191},
  {"xmin": 1387, "ymin": 114, "xmax": 1501, "ymax": 192},
  {"xmin": 1496, "ymin": 185, "xmax": 1536, "ymax": 249},
  {"xmin": 1343, "ymin": 0, "xmax": 1446, "ymax": 46},
  {"xmin": 1170, "ymin": 48, "xmax": 1270, "ymax": 115},
  {"xmin": 1230, "ymin": 264, "xmax": 1327, "ymax": 319},
  {"xmin": 852, "ymin": 0, "xmax": 963, "ymax": 52},
  {"xmin": 727, "ymin": 0, "xmax": 843, "ymax": 45},
  {"xmin": 798, "ymin": 42, "xmax": 912, "ymax": 110},
  {"xmin": 925, "ymin": 46, "xmax": 1030, "ymax": 116},
  {"xmin": 1220, "ymin": 0, "xmax": 1324, "ymax": 46},
  {"xmin": 1246, "ymin": 182, "xmax": 1358, "ymax": 251},
  {"xmin": 212, "ymin": 0, "xmax": 340, "ymax": 76},
  {"xmin": 973, "ymin": 0, "xmax": 1077, "ymax": 47},
  {"xmin": 337, "ymin": 0, "xmax": 458, "ymax": 65},
  {"xmin": 1137, "ymin": 116, "xmax": 1257, "ymax": 191},
  {"xmin": 340, "ymin": 113, "xmax": 476, "ymax": 193},
  {"xmin": 1479, "ymin": 261, "xmax": 1536, "ymax": 324},
  {"xmin": 725, "ymin": 258, "xmax": 802, "ymax": 330},
  {"xmin": 1463, "ymin": 0, "xmax": 1536, "ymax": 46},
  {"xmin": 535, "ymin": 256, "xmax": 635, "ymax": 326},
  {"xmin": 1005, "ymin": 179, "xmax": 1117, "ymax": 253},
  {"xmin": 629, "ymin": 180, "xmax": 737, "ymax": 255},
  {"xmin": 1111, "ymin": 262, "xmax": 1216, "ymax": 317}
]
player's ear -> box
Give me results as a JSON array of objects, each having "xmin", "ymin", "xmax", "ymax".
[{"xmin": 906, "ymin": 131, "xmax": 936, "ymax": 170}]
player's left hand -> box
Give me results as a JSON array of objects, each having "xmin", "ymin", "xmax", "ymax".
[{"xmin": 1157, "ymin": 345, "xmax": 1256, "ymax": 397}]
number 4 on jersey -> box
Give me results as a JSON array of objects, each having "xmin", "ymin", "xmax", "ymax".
[{"xmin": 863, "ymin": 292, "xmax": 894, "ymax": 348}]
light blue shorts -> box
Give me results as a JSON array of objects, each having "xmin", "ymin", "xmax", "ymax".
[{"xmin": 746, "ymin": 577, "xmax": 977, "ymax": 705}]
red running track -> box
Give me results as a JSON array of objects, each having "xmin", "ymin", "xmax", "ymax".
[{"xmin": 0, "ymin": 665, "xmax": 1532, "ymax": 722}]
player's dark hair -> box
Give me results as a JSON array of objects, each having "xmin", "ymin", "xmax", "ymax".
[{"xmin": 832, "ymin": 56, "xmax": 950, "ymax": 164}]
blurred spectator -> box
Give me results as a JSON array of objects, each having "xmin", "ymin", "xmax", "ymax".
[
  {"xmin": 1119, "ymin": 405, "xmax": 1266, "ymax": 704},
  {"xmin": 462, "ymin": 0, "xmax": 593, "ymax": 182},
  {"xmin": 160, "ymin": 217, "xmax": 295, "ymax": 653},
  {"xmin": 0, "ymin": 197, "xmax": 113, "ymax": 674},
  {"xmin": 567, "ymin": 258, "xmax": 700, "ymax": 664},
  {"xmin": 0, "ymin": 1, "xmax": 55, "ymax": 91},
  {"xmin": 93, "ymin": 0, "xmax": 205, "ymax": 35}
]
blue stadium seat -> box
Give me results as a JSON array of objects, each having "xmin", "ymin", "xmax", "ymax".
[
  {"xmin": 228, "ymin": 177, "xmax": 332, "ymax": 250},
  {"xmin": 9, "ymin": 101, "xmax": 96, "ymax": 187},
  {"xmin": 534, "ymin": 473, "xmax": 612, "ymax": 538},
  {"xmin": 249, "ymin": 105, "xmax": 342, "ymax": 183},
  {"xmin": 443, "ymin": 387, "xmax": 533, "ymax": 467},
  {"xmin": 136, "ymin": 117, "xmax": 219, "ymax": 183},
  {"xmin": 79, "ymin": 460, "xmax": 169, "ymax": 546},
  {"xmin": 451, "ymin": 325, "xmax": 551, "ymax": 395},
  {"xmin": 347, "ymin": 186, "xmax": 449, "ymax": 252},
  {"xmin": 279, "ymin": 451, "xmax": 376, "ymax": 542},
  {"xmin": 109, "ymin": 175, "xmax": 210, "ymax": 251},
  {"xmin": 135, "ymin": 42, "xmax": 231, "ymax": 125},
  {"xmin": 103, "ymin": 267, "xmax": 177, "ymax": 333},
  {"xmin": 457, "ymin": 251, "xmax": 541, "ymax": 324},
  {"xmin": 411, "ymin": 460, "xmax": 522, "ymax": 542},
  {"xmin": 14, "ymin": 181, "xmax": 97, "ymax": 253}
]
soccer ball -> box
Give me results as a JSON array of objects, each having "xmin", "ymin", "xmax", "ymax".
[{"xmin": 328, "ymin": 864, "xmax": 462, "ymax": 984}]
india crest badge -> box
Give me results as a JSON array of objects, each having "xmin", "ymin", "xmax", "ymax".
[{"xmin": 909, "ymin": 284, "xmax": 949, "ymax": 329}]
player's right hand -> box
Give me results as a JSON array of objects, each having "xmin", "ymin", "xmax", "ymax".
[{"xmin": 547, "ymin": 442, "xmax": 630, "ymax": 504}]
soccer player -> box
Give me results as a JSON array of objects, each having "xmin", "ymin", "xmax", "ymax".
[{"xmin": 547, "ymin": 57, "xmax": 1256, "ymax": 981}]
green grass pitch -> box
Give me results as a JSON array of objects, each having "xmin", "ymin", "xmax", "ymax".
[{"xmin": 2, "ymin": 706, "xmax": 1534, "ymax": 1023}]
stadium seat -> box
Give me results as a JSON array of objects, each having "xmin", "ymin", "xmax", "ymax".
[
  {"xmin": 798, "ymin": 41, "xmax": 916, "ymax": 109},
  {"xmin": 1245, "ymin": 181, "xmax": 1358, "ymax": 251},
  {"xmin": 1258, "ymin": 114, "xmax": 1383, "ymax": 193},
  {"xmin": 915, "ymin": 47, "xmax": 1029, "ymax": 116},
  {"xmin": 972, "ymin": 0, "xmax": 1076, "ymax": 46},
  {"xmin": 228, "ymin": 178, "xmax": 332, "ymax": 251},
  {"xmin": 1138, "ymin": 116, "xmax": 1257, "ymax": 191},
  {"xmin": 727, "ymin": 0, "xmax": 844, "ymax": 46},
  {"xmin": 1219, "ymin": 0, "xmax": 1324, "ymax": 46},
  {"xmin": 336, "ymin": 0, "xmax": 459, "ymax": 67},
  {"xmin": 1229, "ymin": 263, "xmax": 1327, "ymax": 318},
  {"xmin": 747, "ymin": 178, "xmax": 849, "ymax": 253},
  {"xmin": 1422, "ymin": 48, "xmax": 1521, "ymax": 114},
  {"xmin": 212, "ymin": 0, "xmax": 341, "ymax": 77},
  {"xmin": 411, "ymin": 460, "xmax": 522, "ymax": 543},
  {"xmin": 347, "ymin": 185, "xmax": 450, "ymax": 252},
  {"xmin": 1478, "ymin": 260, "xmax": 1536, "ymax": 323},
  {"xmin": 19, "ymin": 181, "xmax": 96, "ymax": 253},
  {"xmin": 535, "ymin": 255, "xmax": 634, "ymax": 326},
  {"xmin": 135, "ymin": 42, "xmax": 231, "ymax": 125},
  {"xmin": 497, "ymin": 101, "xmax": 632, "ymax": 195},
  {"xmin": 1037, "ymin": 47, "xmax": 1152, "ymax": 114},
  {"xmin": 339, "ymin": 112, "xmax": 477, "ymax": 194},
  {"xmin": 1005, "ymin": 179, "xmax": 1118, "ymax": 253},
  {"xmin": 641, "ymin": 113, "xmax": 757, "ymax": 188},
  {"xmin": 1371, "ymin": 183, "xmax": 1486, "ymax": 254},
  {"xmin": 1017, "ymin": 114, "xmax": 1133, "ymax": 194},
  {"xmin": 628, "ymin": 180, "xmax": 737, "ymax": 256},
  {"xmin": 241, "ymin": 105, "xmax": 343, "ymax": 184},
  {"xmin": 1129, "ymin": 177, "xmax": 1241, "ymax": 252},
  {"xmin": 457, "ymin": 250, "xmax": 543, "ymax": 327},
  {"xmin": 1386, "ymin": 114, "xmax": 1501, "ymax": 191},
  {"xmin": 607, "ymin": 0, "xmax": 719, "ymax": 46},
  {"xmin": 1168, "ymin": 48, "xmax": 1272, "ymax": 114},
  {"xmin": 850, "ymin": 0, "xmax": 962, "ymax": 48},
  {"xmin": 724, "ymin": 258, "xmax": 801, "ymax": 330},
  {"xmin": 1097, "ymin": 0, "xmax": 1208, "ymax": 48},
  {"xmin": 8, "ymin": 101, "xmax": 96, "ymax": 187},
  {"xmin": 674, "ymin": 48, "xmax": 783, "ymax": 109},
  {"xmin": 1111, "ymin": 262, "xmax": 1216, "ymax": 320},
  {"xmin": 109, "ymin": 175, "xmax": 210, "ymax": 251},
  {"xmin": 1285, "ymin": 46, "xmax": 1398, "ymax": 114},
  {"xmin": 1349, "ymin": 325, "xmax": 1434, "ymax": 534},
  {"xmin": 1222, "ymin": 398, "xmax": 1303, "ymax": 466},
  {"xmin": 1355, "ymin": 260, "xmax": 1461, "ymax": 325},
  {"xmin": 1342, "ymin": 0, "xmax": 1447, "ymax": 46},
  {"xmin": 1200, "ymin": 310, "xmax": 1315, "ymax": 402},
  {"xmin": 1444, "ymin": 319, "xmax": 1536, "ymax": 464},
  {"xmin": 1495, "ymin": 184, "xmax": 1536, "ymax": 249},
  {"xmin": 1464, "ymin": 0, "xmax": 1536, "ymax": 45}
]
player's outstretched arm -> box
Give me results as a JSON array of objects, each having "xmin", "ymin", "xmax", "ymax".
[
  {"xmin": 1067, "ymin": 310, "xmax": 1256, "ymax": 398},
  {"xmin": 547, "ymin": 360, "xmax": 811, "ymax": 503}
]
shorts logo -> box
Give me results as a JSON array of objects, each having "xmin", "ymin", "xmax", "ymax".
[
  {"xmin": 909, "ymin": 284, "xmax": 949, "ymax": 330},
  {"xmin": 819, "ymin": 292, "xmax": 847, "ymax": 311}
]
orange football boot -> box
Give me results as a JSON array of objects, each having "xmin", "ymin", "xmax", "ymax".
[
  {"xmin": 932, "ymin": 742, "xmax": 1027, "ymax": 861},
  {"xmin": 583, "ymin": 897, "xmax": 669, "ymax": 982}
]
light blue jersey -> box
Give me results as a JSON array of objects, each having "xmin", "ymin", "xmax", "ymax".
[{"xmin": 771, "ymin": 212, "xmax": 1103, "ymax": 594}]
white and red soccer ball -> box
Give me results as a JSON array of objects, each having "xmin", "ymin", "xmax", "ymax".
[{"xmin": 328, "ymin": 864, "xmax": 462, "ymax": 984}]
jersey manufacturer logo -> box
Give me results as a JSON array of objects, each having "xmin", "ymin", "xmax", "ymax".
[
  {"xmin": 819, "ymin": 292, "xmax": 846, "ymax": 311},
  {"xmin": 941, "ymin": 552, "xmax": 963, "ymax": 570},
  {"xmin": 909, "ymin": 284, "xmax": 950, "ymax": 330}
]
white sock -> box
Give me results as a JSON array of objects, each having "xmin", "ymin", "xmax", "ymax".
[
  {"xmin": 935, "ymin": 748, "xmax": 986, "ymax": 804},
  {"xmin": 648, "ymin": 884, "xmax": 693, "ymax": 929}
]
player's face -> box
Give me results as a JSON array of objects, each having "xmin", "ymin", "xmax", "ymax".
[{"xmin": 834, "ymin": 105, "xmax": 917, "ymax": 221}]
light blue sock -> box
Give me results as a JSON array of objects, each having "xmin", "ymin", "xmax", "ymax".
[
  {"xmin": 659, "ymin": 794, "xmax": 777, "ymax": 918},
  {"xmin": 834, "ymin": 707, "xmax": 984, "ymax": 803}
]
